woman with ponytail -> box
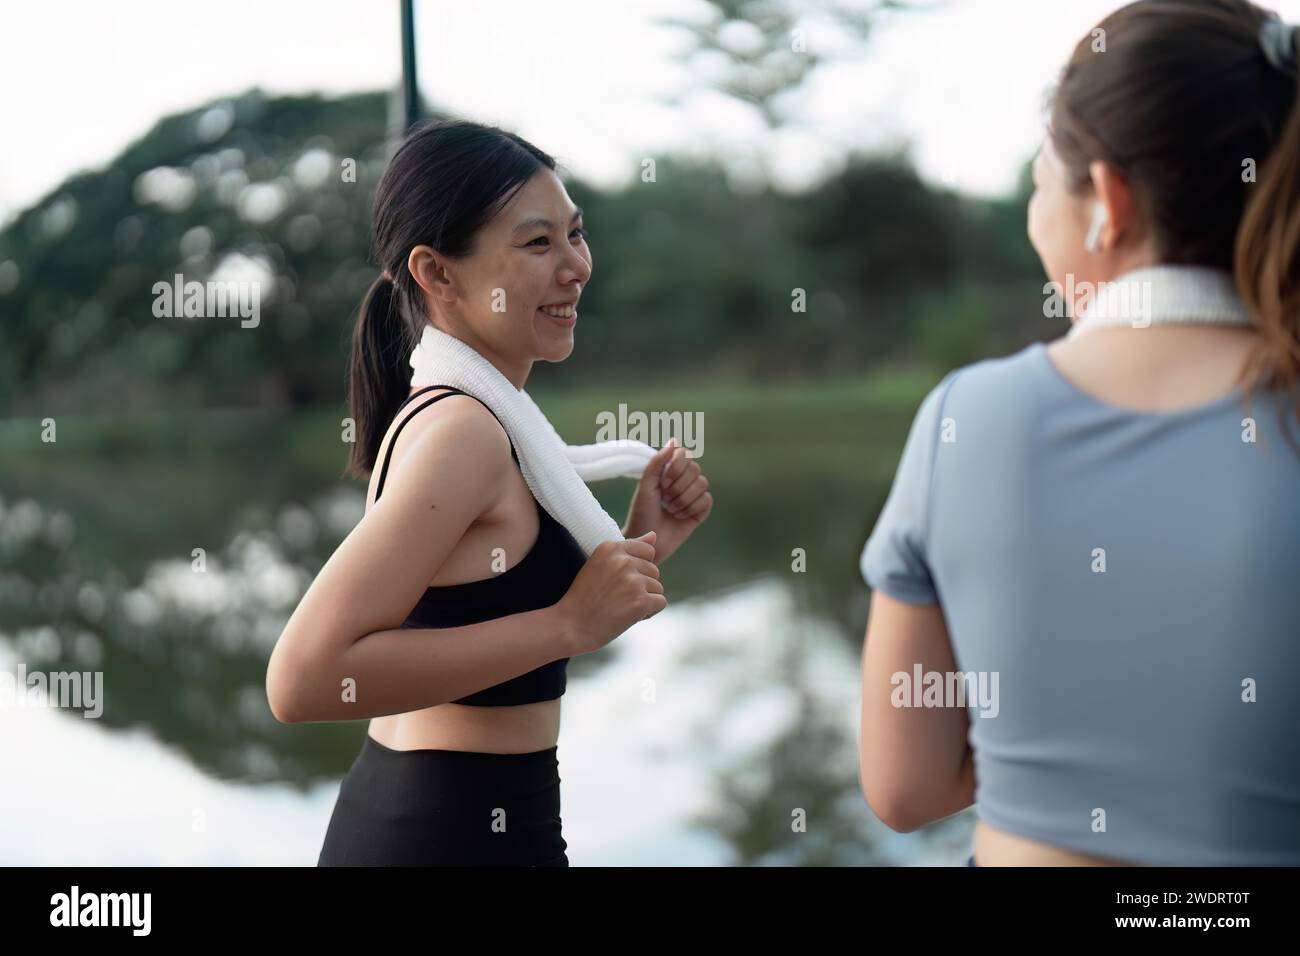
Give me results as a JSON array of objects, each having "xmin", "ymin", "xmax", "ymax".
[
  {"xmin": 858, "ymin": 0, "xmax": 1300, "ymax": 865},
  {"xmin": 266, "ymin": 120, "xmax": 712, "ymax": 865}
]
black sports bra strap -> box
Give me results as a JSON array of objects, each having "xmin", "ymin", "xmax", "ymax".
[
  {"xmin": 374, "ymin": 386, "xmax": 519, "ymax": 502},
  {"xmin": 398, "ymin": 385, "xmax": 456, "ymax": 411},
  {"xmin": 411, "ymin": 386, "xmax": 519, "ymax": 466}
]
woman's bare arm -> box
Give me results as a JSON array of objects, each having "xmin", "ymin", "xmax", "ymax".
[
  {"xmin": 858, "ymin": 590, "xmax": 975, "ymax": 831},
  {"xmin": 274, "ymin": 608, "xmax": 576, "ymax": 723},
  {"xmin": 265, "ymin": 398, "xmax": 576, "ymax": 723}
]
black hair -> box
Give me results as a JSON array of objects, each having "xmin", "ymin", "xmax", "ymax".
[{"xmin": 344, "ymin": 119, "xmax": 556, "ymax": 478}]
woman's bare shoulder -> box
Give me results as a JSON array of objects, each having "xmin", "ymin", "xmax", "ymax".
[{"xmin": 376, "ymin": 390, "xmax": 514, "ymax": 506}]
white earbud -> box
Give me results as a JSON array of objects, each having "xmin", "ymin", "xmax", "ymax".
[{"xmin": 1084, "ymin": 203, "xmax": 1109, "ymax": 253}]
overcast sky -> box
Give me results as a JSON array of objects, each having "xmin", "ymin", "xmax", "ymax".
[{"xmin": 3, "ymin": 0, "xmax": 1298, "ymax": 224}]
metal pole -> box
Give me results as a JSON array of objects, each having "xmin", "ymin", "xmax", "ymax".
[{"xmin": 399, "ymin": 0, "xmax": 420, "ymax": 132}]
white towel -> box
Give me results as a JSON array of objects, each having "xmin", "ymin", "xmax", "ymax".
[
  {"xmin": 409, "ymin": 323, "xmax": 658, "ymax": 555},
  {"xmin": 1068, "ymin": 265, "xmax": 1253, "ymax": 338}
]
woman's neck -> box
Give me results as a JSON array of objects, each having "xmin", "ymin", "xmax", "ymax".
[{"xmin": 430, "ymin": 318, "xmax": 531, "ymax": 390}]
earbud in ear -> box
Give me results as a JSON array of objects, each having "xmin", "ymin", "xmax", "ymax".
[{"xmin": 1084, "ymin": 203, "xmax": 1109, "ymax": 253}]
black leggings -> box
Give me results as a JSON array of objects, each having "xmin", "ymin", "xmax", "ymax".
[{"xmin": 317, "ymin": 735, "xmax": 568, "ymax": 866}]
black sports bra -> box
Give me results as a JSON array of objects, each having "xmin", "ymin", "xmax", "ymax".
[{"xmin": 374, "ymin": 385, "xmax": 586, "ymax": 706}]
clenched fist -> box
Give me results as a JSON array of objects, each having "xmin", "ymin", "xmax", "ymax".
[{"xmin": 556, "ymin": 532, "xmax": 667, "ymax": 656}]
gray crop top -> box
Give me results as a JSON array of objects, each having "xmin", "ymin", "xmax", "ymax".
[{"xmin": 860, "ymin": 341, "xmax": 1300, "ymax": 865}]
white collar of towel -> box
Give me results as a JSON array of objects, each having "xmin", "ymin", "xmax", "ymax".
[
  {"xmin": 408, "ymin": 322, "xmax": 657, "ymax": 557},
  {"xmin": 1068, "ymin": 265, "xmax": 1253, "ymax": 339}
]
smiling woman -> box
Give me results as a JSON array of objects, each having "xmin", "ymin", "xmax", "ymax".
[
  {"xmin": 392, "ymin": 167, "xmax": 595, "ymax": 382},
  {"xmin": 264, "ymin": 119, "xmax": 711, "ymax": 866}
]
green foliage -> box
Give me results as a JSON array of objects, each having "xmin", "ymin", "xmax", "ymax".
[{"xmin": 0, "ymin": 89, "xmax": 1046, "ymax": 414}]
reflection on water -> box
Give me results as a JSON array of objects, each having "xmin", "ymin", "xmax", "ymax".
[
  {"xmin": 0, "ymin": 389, "xmax": 972, "ymax": 864},
  {"xmin": 0, "ymin": 574, "xmax": 970, "ymax": 865},
  {"xmin": 564, "ymin": 578, "xmax": 878, "ymax": 865},
  {"xmin": 0, "ymin": 638, "xmax": 334, "ymax": 865}
]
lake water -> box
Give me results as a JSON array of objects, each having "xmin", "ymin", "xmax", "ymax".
[{"xmin": 0, "ymin": 385, "xmax": 974, "ymax": 865}]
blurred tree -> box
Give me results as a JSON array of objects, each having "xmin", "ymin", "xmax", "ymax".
[
  {"xmin": 0, "ymin": 88, "xmax": 1042, "ymax": 414},
  {"xmin": 662, "ymin": 0, "xmax": 943, "ymax": 130}
]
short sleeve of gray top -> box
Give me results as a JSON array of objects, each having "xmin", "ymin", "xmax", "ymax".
[{"xmin": 860, "ymin": 341, "xmax": 1300, "ymax": 865}]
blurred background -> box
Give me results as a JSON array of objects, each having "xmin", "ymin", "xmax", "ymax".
[{"xmin": 6, "ymin": 0, "xmax": 1290, "ymax": 866}]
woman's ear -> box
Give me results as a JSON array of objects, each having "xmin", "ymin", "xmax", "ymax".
[
  {"xmin": 407, "ymin": 245, "xmax": 457, "ymax": 304},
  {"xmin": 1087, "ymin": 159, "xmax": 1138, "ymax": 252}
]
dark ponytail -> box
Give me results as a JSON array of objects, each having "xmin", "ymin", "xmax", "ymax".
[
  {"xmin": 1047, "ymin": 0, "xmax": 1300, "ymax": 447},
  {"xmin": 343, "ymin": 119, "xmax": 557, "ymax": 479},
  {"xmin": 345, "ymin": 274, "xmax": 409, "ymax": 479}
]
